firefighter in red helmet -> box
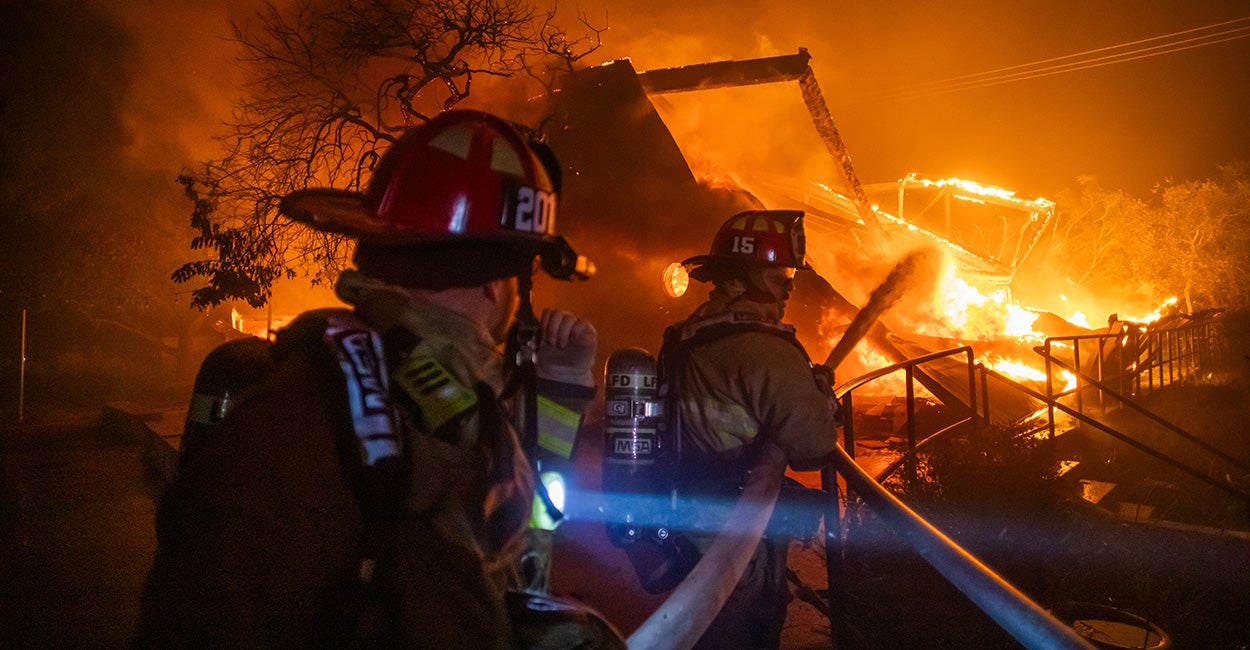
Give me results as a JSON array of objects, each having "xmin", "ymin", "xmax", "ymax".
[
  {"xmin": 660, "ymin": 209, "xmax": 841, "ymax": 649},
  {"xmin": 137, "ymin": 110, "xmax": 621, "ymax": 648}
]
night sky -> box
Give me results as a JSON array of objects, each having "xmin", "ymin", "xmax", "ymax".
[{"xmin": 91, "ymin": 0, "xmax": 1250, "ymax": 199}]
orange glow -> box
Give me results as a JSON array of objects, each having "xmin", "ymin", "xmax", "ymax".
[
  {"xmin": 834, "ymin": 345, "xmax": 937, "ymax": 400},
  {"xmin": 1066, "ymin": 310, "xmax": 1091, "ymax": 328},
  {"xmin": 906, "ymin": 175, "xmax": 1056, "ymax": 212},
  {"xmin": 915, "ymin": 261, "xmax": 1044, "ymax": 343},
  {"xmin": 986, "ymin": 356, "xmax": 1046, "ymax": 383},
  {"xmin": 230, "ymin": 308, "xmax": 288, "ymax": 339},
  {"xmin": 984, "ymin": 354, "xmax": 1077, "ymax": 391},
  {"xmin": 663, "ymin": 262, "xmax": 690, "ymax": 298}
]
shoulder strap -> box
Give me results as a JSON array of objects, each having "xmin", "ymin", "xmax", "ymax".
[
  {"xmin": 276, "ymin": 308, "xmax": 411, "ymax": 644},
  {"xmin": 277, "ymin": 308, "xmax": 405, "ymax": 469},
  {"xmin": 670, "ymin": 311, "xmax": 811, "ymax": 363}
]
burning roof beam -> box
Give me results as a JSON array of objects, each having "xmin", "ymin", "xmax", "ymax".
[
  {"xmin": 635, "ymin": 50, "xmax": 813, "ymax": 92},
  {"xmin": 636, "ymin": 49, "xmax": 882, "ymax": 231},
  {"xmin": 898, "ymin": 174, "xmax": 1056, "ymax": 216}
]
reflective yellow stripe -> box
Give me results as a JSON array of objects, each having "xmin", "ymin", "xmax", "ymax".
[
  {"xmin": 391, "ymin": 353, "xmax": 478, "ymax": 431},
  {"xmin": 536, "ymin": 395, "xmax": 579, "ymax": 459},
  {"xmin": 682, "ymin": 396, "xmax": 757, "ymax": 453}
]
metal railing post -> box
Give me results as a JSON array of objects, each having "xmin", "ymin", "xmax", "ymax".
[
  {"xmin": 821, "ymin": 461, "xmax": 849, "ymax": 649},
  {"xmin": 905, "ymin": 365, "xmax": 917, "ymax": 485},
  {"xmin": 1043, "ymin": 340, "xmax": 1055, "ymax": 439},
  {"xmin": 965, "ymin": 348, "xmax": 979, "ymax": 424},
  {"xmin": 1073, "ymin": 339, "xmax": 1083, "ymax": 418}
]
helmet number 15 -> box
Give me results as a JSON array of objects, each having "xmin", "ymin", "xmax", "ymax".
[{"xmin": 731, "ymin": 235, "xmax": 755, "ymax": 254}]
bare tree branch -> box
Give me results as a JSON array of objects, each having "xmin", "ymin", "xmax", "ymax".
[{"xmin": 173, "ymin": 0, "xmax": 587, "ymax": 307}]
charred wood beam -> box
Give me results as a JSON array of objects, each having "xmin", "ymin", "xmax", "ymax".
[
  {"xmin": 636, "ymin": 49, "xmax": 812, "ymax": 93},
  {"xmin": 797, "ymin": 67, "xmax": 881, "ymax": 230}
]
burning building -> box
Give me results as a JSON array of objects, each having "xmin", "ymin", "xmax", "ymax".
[{"xmin": 538, "ymin": 49, "xmax": 1102, "ymax": 419}]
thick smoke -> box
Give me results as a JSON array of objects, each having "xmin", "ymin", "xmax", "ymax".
[{"xmin": 0, "ymin": 0, "xmax": 260, "ymax": 414}]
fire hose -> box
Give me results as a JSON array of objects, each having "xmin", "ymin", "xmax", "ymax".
[{"xmin": 626, "ymin": 250, "xmax": 934, "ymax": 650}]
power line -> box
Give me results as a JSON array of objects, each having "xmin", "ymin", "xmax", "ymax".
[{"xmin": 862, "ymin": 15, "xmax": 1250, "ymax": 105}]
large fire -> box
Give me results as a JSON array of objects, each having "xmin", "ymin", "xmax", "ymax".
[{"xmin": 917, "ymin": 262, "xmax": 1046, "ymax": 343}]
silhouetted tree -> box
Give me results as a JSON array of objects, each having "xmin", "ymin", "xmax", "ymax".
[
  {"xmin": 1135, "ymin": 162, "xmax": 1250, "ymax": 312},
  {"xmin": 1036, "ymin": 165, "xmax": 1250, "ymax": 314},
  {"xmin": 174, "ymin": 0, "xmax": 603, "ymax": 308},
  {"xmin": 1044, "ymin": 176, "xmax": 1144, "ymax": 290}
]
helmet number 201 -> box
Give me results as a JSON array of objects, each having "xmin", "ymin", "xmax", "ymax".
[
  {"xmin": 513, "ymin": 187, "xmax": 555, "ymax": 234},
  {"xmin": 731, "ymin": 235, "xmax": 755, "ymax": 254}
]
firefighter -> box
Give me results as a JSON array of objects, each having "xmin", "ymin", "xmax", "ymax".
[
  {"xmin": 136, "ymin": 110, "xmax": 621, "ymax": 648},
  {"xmin": 661, "ymin": 209, "xmax": 841, "ymax": 649}
]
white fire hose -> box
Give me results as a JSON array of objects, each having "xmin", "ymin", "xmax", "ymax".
[{"xmin": 625, "ymin": 441, "xmax": 787, "ymax": 650}]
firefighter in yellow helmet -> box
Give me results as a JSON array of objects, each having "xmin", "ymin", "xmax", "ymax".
[
  {"xmin": 136, "ymin": 110, "xmax": 621, "ymax": 648},
  {"xmin": 661, "ymin": 209, "xmax": 841, "ymax": 649}
]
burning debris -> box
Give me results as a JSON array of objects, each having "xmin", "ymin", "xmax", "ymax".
[{"xmin": 542, "ymin": 48, "xmax": 1215, "ymax": 442}]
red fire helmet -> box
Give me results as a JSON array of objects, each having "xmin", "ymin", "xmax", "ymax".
[
  {"xmin": 279, "ymin": 109, "xmax": 592, "ymax": 280},
  {"xmin": 682, "ymin": 210, "xmax": 810, "ymax": 282}
]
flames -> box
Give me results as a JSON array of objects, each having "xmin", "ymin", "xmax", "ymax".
[
  {"xmin": 839, "ymin": 258, "xmax": 1099, "ymax": 393},
  {"xmin": 1119, "ymin": 296, "xmax": 1178, "ymax": 327},
  {"xmin": 230, "ymin": 308, "xmax": 289, "ymax": 339},
  {"xmin": 916, "ymin": 261, "xmax": 1046, "ymax": 344},
  {"xmin": 834, "ymin": 254, "xmax": 1183, "ymax": 399}
]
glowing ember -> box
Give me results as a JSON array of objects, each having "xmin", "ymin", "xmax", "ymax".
[
  {"xmin": 986, "ymin": 356, "xmax": 1046, "ymax": 382},
  {"xmin": 986, "ymin": 355, "xmax": 1077, "ymax": 391},
  {"xmin": 1067, "ymin": 310, "xmax": 1091, "ymax": 328},
  {"xmin": 230, "ymin": 308, "xmax": 288, "ymax": 339},
  {"xmin": 833, "ymin": 346, "xmax": 936, "ymax": 400}
]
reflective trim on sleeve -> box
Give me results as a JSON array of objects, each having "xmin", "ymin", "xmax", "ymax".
[
  {"xmin": 536, "ymin": 395, "xmax": 580, "ymax": 459},
  {"xmin": 324, "ymin": 316, "xmax": 402, "ymax": 468}
]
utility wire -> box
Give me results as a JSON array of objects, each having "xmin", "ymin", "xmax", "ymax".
[
  {"xmin": 882, "ymin": 16, "xmax": 1250, "ymax": 93},
  {"xmin": 863, "ymin": 15, "xmax": 1250, "ymax": 104}
]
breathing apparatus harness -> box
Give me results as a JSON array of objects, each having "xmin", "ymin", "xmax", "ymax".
[
  {"xmin": 255, "ymin": 269, "xmax": 570, "ymax": 643},
  {"xmin": 659, "ymin": 311, "xmax": 813, "ymax": 489}
]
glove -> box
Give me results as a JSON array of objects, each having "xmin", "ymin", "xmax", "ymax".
[{"xmin": 536, "ymin": 308, "xmax": 597, "ymax": 388}]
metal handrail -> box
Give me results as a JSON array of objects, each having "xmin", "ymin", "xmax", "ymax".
[
  {"xmin": 871, "ymin": 418, "xmax": 970, "ymax": 483},
  {"xmin": 988, "ymin": 364, "xmax": 1250, "ymax": 505},
  {"xmin": 815, "ymin": 316, "xmax": 1231, "ymax": 649},
  {"xmin": 825, "ymin": 442, "xmax": 1095, "ymax": 649},
  {"xmin": 824, "ymin": 346, "xmax": 1095, "ymax": 649},
  {"xmin": 1035, "ymin": 345, "xmax": 1250, "ymax": 475},
  {"xmin": 833, "ymin": 345, "xmax": 977, "ymax": 401}
]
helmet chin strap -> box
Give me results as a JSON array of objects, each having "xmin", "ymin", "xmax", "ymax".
[{"xmin": 502, "ymin": 267, "xmax": 538, "ymax": 408}]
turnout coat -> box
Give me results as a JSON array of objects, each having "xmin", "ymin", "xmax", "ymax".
[{"xmin": 136, "ymin": 294, "xmax": 591, "ymax": 648}]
